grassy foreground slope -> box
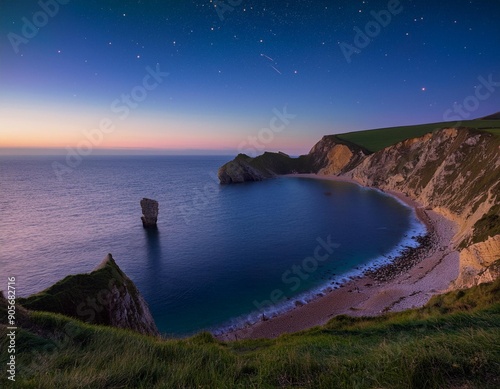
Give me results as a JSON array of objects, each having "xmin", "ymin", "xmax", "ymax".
[
  {"xmin": 1, "ymin": 279, "xmax": 499, "ymax": 389},
  {"xmin": 337, "ymin": 119, "xmax": 500, "ymax": 152}
]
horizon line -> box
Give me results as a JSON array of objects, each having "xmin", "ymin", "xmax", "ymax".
[{"xmin": 0, "ymin": 147, "xmax": 305, "ymax": 157}]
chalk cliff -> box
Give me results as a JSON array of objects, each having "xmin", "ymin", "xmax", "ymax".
[
  {"xmin": 308, "ymin": 135, "xmax": 369, "ymax": 175},
  {"xmin": 19, "ymin": 254, "xmax": 159, "ymax": 336},
  {"xmin": 218, "ymin": 128, "xmax": 500, "ymax": 289},
  {"xmin": 345, "ymin": 128, "xmax": 500, "ymax": 288},
  {"xmin": 452, "ymin": 235, "xmax": 500, "ymax": 288}
]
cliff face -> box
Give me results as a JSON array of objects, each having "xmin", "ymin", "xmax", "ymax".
[
  {"xmin": 19, "ymin": 254, "xmax": 159, "ymax": 336},
  {"xmin": 344, "ymin": 128, "xmax": 500, "ymax": 289},
  {"xmin": 218, "ymin": 136, "xmax": 368, "ymax": 184},
  {"xmin": 219, "ymin": 128, "xmax": 500, "ymax": 289},
  {"xmin": 347, "ymin": 129, "xmax": 499, "ymax": 239},
  {"xmin": 452, "ymin": 236, "xmax": 500, "ymax": 288},
  {"xmin": 218, "ymin": 154, "xmax": 270, "ymax": 184},
  {"xmin": 307, "ymin": 135, "xmax": 370, "ymax": 175}
]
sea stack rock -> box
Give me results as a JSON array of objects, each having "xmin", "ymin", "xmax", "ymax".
[{"xmin": 140, "ymin": 198, "xmax": 159, "ymax": 229}]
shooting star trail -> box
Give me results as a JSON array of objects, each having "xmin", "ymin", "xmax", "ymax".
[
  {"xmin": 260, "ymin": 53, "xmax": 275, "ymax": 62},
  {"xmin": 260, "ymin": 53, "xmax": 281, "ymax": 74},
  {"xmin": 270, "ymin": 65, "xmax": 282, "ymax": 75}
]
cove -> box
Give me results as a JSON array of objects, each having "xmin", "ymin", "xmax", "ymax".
[{"xmin": 141, "ymin": 176, "xmax": 425, "ymax": 336}]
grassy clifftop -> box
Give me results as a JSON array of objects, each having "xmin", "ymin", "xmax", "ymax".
[
  {"xmin": 18, "ymin": 254, "xmax": 159, "ymax": 336},
  {"xmin": 219, "ymin": 118, "xmax": 500, "ymax": 185},
  {"xmin": 337, "ymin": 119, "xmax": 500, "ymax": 152},
  {"xmin": 1, "ymin": 279, "xmax": 499, "ymax": 388}
]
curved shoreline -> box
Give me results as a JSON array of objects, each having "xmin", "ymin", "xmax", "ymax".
[{"xmin": 217, "ymin": 174, "xmax": 460, "ymax": 341}]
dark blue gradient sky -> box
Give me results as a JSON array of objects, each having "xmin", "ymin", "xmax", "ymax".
[{"xmin": 1, "ymin": 0, "xmax": 499, "ymax": 154}]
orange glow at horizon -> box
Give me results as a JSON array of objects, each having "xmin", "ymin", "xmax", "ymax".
[{"xmin": 0, "ymin": 103, "xmax": 313, "ymax": 154}]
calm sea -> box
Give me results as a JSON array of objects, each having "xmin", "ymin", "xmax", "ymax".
[{"xmin": 0, "ymin": 156, "xmax": 425, "ymax": 336}]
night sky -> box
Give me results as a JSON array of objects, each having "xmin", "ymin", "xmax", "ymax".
[{"xmin": 1, "ymin": 0, "xmax": 499, "ymax": 155}]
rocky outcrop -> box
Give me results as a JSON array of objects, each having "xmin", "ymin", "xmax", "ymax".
[
  {"xmin": 307, "ymin": 135, "xmax": 369, "ymax": 175},
  {"xmin": 218, "ymin": 137, "xmax": 368, "ymax": 184},
  {"xmin": 452, "ymin": 235, "xmax": 500, "ymax": 289},
  {"xmin": 318, "ymin": 144, "xmax": 354, "ymax": 175},
  {"xmin": 141, "ymin": 198, "xmax": 159, "ymax": 228},
  {"xmin": 19, "ymin": 254, "xmax": 159, "ymax": 336},
  {"xmin": 218, "ymin": 154, "xmax": 270, "ymax": 184}
]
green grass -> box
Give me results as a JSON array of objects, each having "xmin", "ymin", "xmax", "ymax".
[
  {"xmin": 2, "ymin": 279, "xmax": 499, "ymax": 388},
  {"xmin": 337, "ymin": 119, "xmax": 500, "ymax": 152},
  {"xmin": 484, "ymin": 128, "xmax": 500, "ymax": 137}
]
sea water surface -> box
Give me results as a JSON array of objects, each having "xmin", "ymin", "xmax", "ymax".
[{"xmin": 0, "ymin": 156, "xmax": 425, "ymax": 336}]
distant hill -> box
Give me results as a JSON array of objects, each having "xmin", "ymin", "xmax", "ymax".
[{"xmin": 481, "ymin": 111, "xmax": 500, "ymax": 120}]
